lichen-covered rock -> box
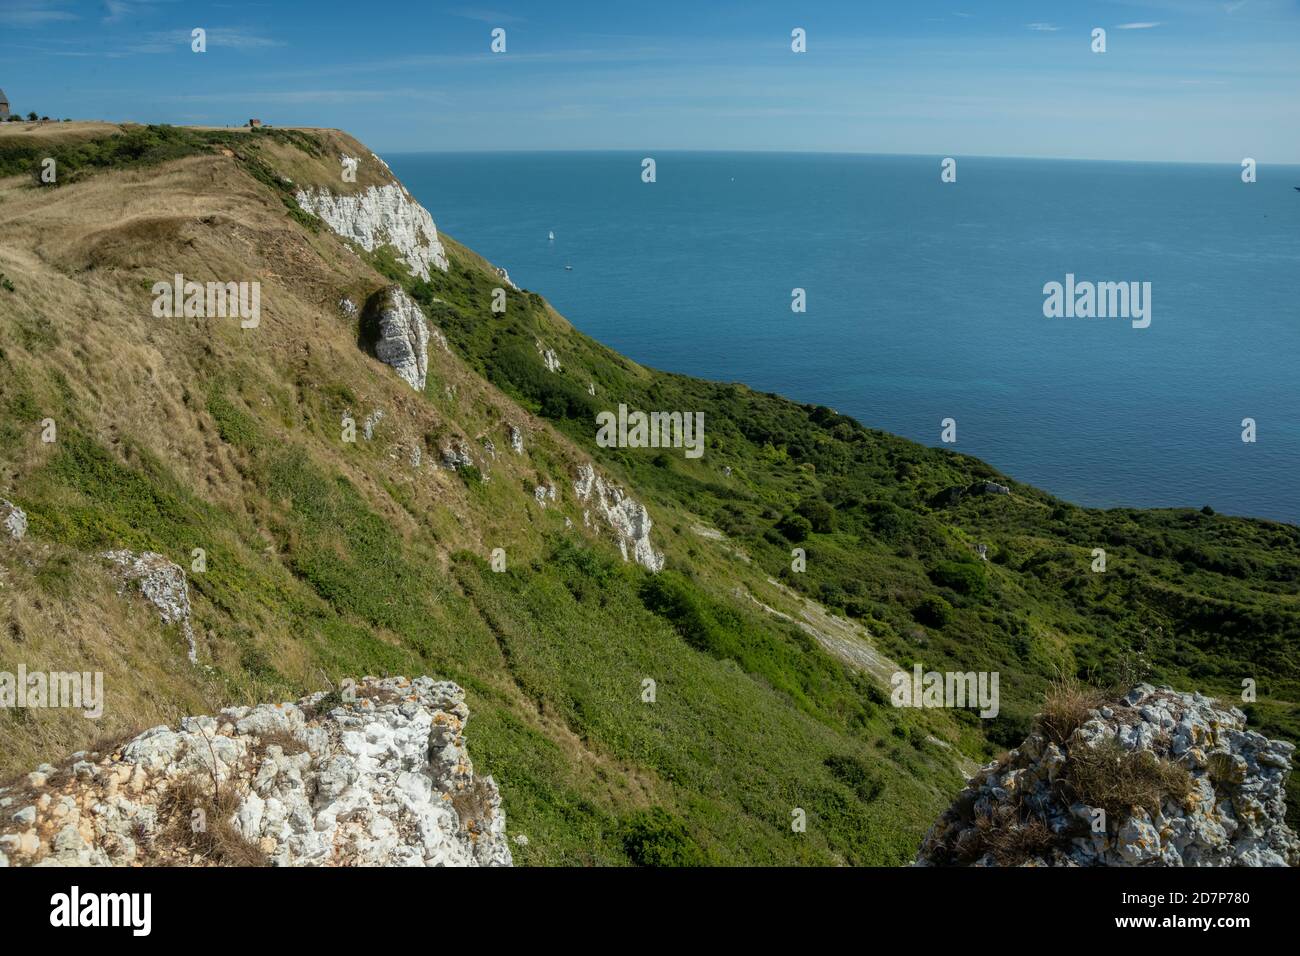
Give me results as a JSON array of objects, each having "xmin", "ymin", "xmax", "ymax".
[
  {"xmin": 533, "ymin": 483, "xmax": 557, "ymax": 508},
  {"xmin": 915, "ymin": 684, "xmax": 1299, "ymax": 867},
  {"xmin": 440, "ymin": 439, "xmax": 474, "ymax": 471},
  {"xmin": 362, "ymin": 287, "xmax": 429, "ymax": 392},
  {"xmin": 101, "ymin": 550, "xmax": 197, "ymax": 664},
  {"xmin": 295, "ymin": 183, "xmax": 448, "ymax": 280},
  {"xmin": 0, "ymin": 677, "xmax": 511, "ymax": 868},
  {"xmin": 1, "ymin": 499, "xmax": 26, "ymax": 541},
  {"xmin": 573, "ymin": 463, "xmax": 664, "ymax": 572}
]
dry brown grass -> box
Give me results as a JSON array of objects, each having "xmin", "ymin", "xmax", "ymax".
[
  {"xmin": 0, "ymin": 544, "xmax": 211, "ymax": 779},
  {"xmin": 251, "ymin": 727, "xmax": 307, "ymax": 759},
  {"xmin": 1063, "ymin": 736, "xmax": 1193, "ymax": 820},
  {"xmin": 155, "ymin": 774, "xmax": 268, "ymax": 867},
  {"xmin": 953, "ymin": 806, "xmax": 1062, "ymax": 866},
  {"xmin": 1038, "ymin": 677, "xmax": 1105, "ymax": 746}
]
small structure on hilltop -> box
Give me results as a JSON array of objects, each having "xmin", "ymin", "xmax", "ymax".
[
  {"xmin": 0, "ymin": 89, "xmax": 10, "ymax": 121},
  {"xmin": 248, "ymin": 118, "xmax": 262, "ymax": 128}
]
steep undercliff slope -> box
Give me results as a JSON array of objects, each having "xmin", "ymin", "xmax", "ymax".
[{"xmin": 1, "ymin": 122, "xmax": 1297, "ymax": 864}]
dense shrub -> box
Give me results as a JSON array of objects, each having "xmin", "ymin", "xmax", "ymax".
[
  {"xmin": 620, "ymin": 808, "xmax": 709, "ymax": 866},
  {"xmin": 928, "ymin": 560, "xmax": 987, "ymax": 597},
  {"xmin": 913, "ymin": 594, "xmax": 954, "ymax": 628},
  {"xmin": 776, "ymin": 513, "xmax": 813, "ymax": 542}
]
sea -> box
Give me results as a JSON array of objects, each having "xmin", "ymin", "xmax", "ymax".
[{"xmin": 387, "ymin": 151, "xmax": 1300, "ymax": 524}]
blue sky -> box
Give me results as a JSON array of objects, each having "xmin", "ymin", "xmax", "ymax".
[{"xmin": 2, "ymin": 0, "xmax": 1298, "ymax": 161}]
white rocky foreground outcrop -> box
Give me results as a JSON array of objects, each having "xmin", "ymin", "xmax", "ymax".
[
  {"xmin": 916, "ymin": 684, "xmax": 1299, "ymax": 867},
  {"xmin": 0, "ymin": 677, "xmax": 511, "ymax": 867},
  {"xmin": 296, "ymin": 183, "xmax": 448, "ymax": 280},
  {"xmin": 574, "ymin": 463, "xmax": 664, "ymax": 572}
]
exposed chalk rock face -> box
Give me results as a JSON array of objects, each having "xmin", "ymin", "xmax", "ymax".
[
  {"xmin": 932, "ymin": 479, "xmax": 1013, "ymax": 508},
  {"xmin": 495, "ymin": 266, "xmax": 518, "ymax": 291},
  {"xmin": 440, "ymin": 440, "xmax": 474, "ymax": 471},
  {"xmin": 509, "ymin": 426, "xmax": 525, "ymax": 455},
  {"xmin": 102, "ymin": 550, "xmax": 197, "ymax": 664},
  {"xmin": 915, "ymin": 684, "xmax": 1300, "ymax": 867},
  {"xmin": 361, "ymin": 287, "xmax": 429, "ymax": 392},
  {"xmin": 533, "ymin": 483, "xmax": 557, "ymax": 508},
  {"xmin": 573, "ymin": 463, "xmax": 665, "ymax": 572},
  {"xmin": 295, "ymin": 183, "xmax": 448, "ymax": 280},
  {"xmin": 0, "ymin": 677, "xmax": 512, "ymax": 867},
  {"xmin": 1, "ymin": 499, "xmax": 26, "ymax": 541},
  {"xmin": 536, "ymin": 340, "xmax": 562, "ymax": 373}
]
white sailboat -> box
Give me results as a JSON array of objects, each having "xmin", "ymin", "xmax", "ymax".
[{"xmin": 548, "ymin": 230, "xmax": 555, "ymax": 241}]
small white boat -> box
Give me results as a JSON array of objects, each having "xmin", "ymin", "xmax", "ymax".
[
  {"xmin": 548, "ymin": 230, "xmax": 555, "ymax": 241},
  {"xmin": 564, "ymin": 265, "xmax": 573, "ymax": 270}
]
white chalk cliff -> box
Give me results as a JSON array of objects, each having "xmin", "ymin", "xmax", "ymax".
[{"xmin": 296, "ymin": 183, "xmax": 449, "ymax": 280}]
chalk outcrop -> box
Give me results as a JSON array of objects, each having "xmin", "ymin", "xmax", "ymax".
[
  {"xmin": 1, "ymin": 499, "xmax": 26, "ymax": 541},
  {"xmin": 0, "ymin": 677, "xmax": 511, "ymax": 868},
  {"xmin": 295, "ymin": 183, "xmax": 448, "ymax": 280},
  {"xmin": 915, "ymin": 684, "xmax": 1299, "ymax": 867},
  {"xmin": 102, "ymin": 550, "xmax": 197, "ymax": 664},
  {"xmin": 536, "ymin": 340, "xmax": 562, "ymax": 373},
  {"xmin": 440, "ymin": 439, "xmax": 474, "ymax": 471},
  {"xmin": 574, "ymin": 463, "xmax": 664, "ymax": 572},
  {"xmin": 495, "ymin": 266, "xmax": 518, "ymax": 291},
  {"xmin": 362, "ymin": 286, "xmax": 429, "ymax": 392}
]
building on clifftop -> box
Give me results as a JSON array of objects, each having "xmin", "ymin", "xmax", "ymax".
[{"xmin": 0, "ymin": 89, "xmax": 10, "ymax": 120}]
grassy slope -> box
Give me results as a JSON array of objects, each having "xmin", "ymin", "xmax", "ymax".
[{"xmin": 0, "ymin": 124, "xmax": 1296, "ymax": 862}]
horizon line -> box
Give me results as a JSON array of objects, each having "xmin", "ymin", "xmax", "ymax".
[{"xmin": 375, "ymin": 145, "xmax": 1300, "ymax": 168}]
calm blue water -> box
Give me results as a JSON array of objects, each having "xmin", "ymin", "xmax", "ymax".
[{"xmin": 388, "ymin": 151, "xmax": 1300, "ymax": 524}]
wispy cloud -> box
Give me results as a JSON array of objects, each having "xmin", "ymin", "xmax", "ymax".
[
  {"xmin": 113, "ymin": 27, "xmax": 284, "ymax": 55},
  {"xmin": 161, "ymin": 88, "xmax": 449, "ymax": 105},
  {"xmin": 101, "ymin": 0, "xmax": 190, "ymax": 25},
  {"xmin": 1117, "ymin": 22, "xmax": 1163, "ymax": 29},
  {"xmin": 451, "ymin": 7, "xmax": 525, "ymax": 25},
  {"xmin": 0, "ymin": 1, "xmax": 78, "ymax": 26},
  {"xmin": 1027, "ymin": 23, "xmax": 1060, "ymax": 32}
]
